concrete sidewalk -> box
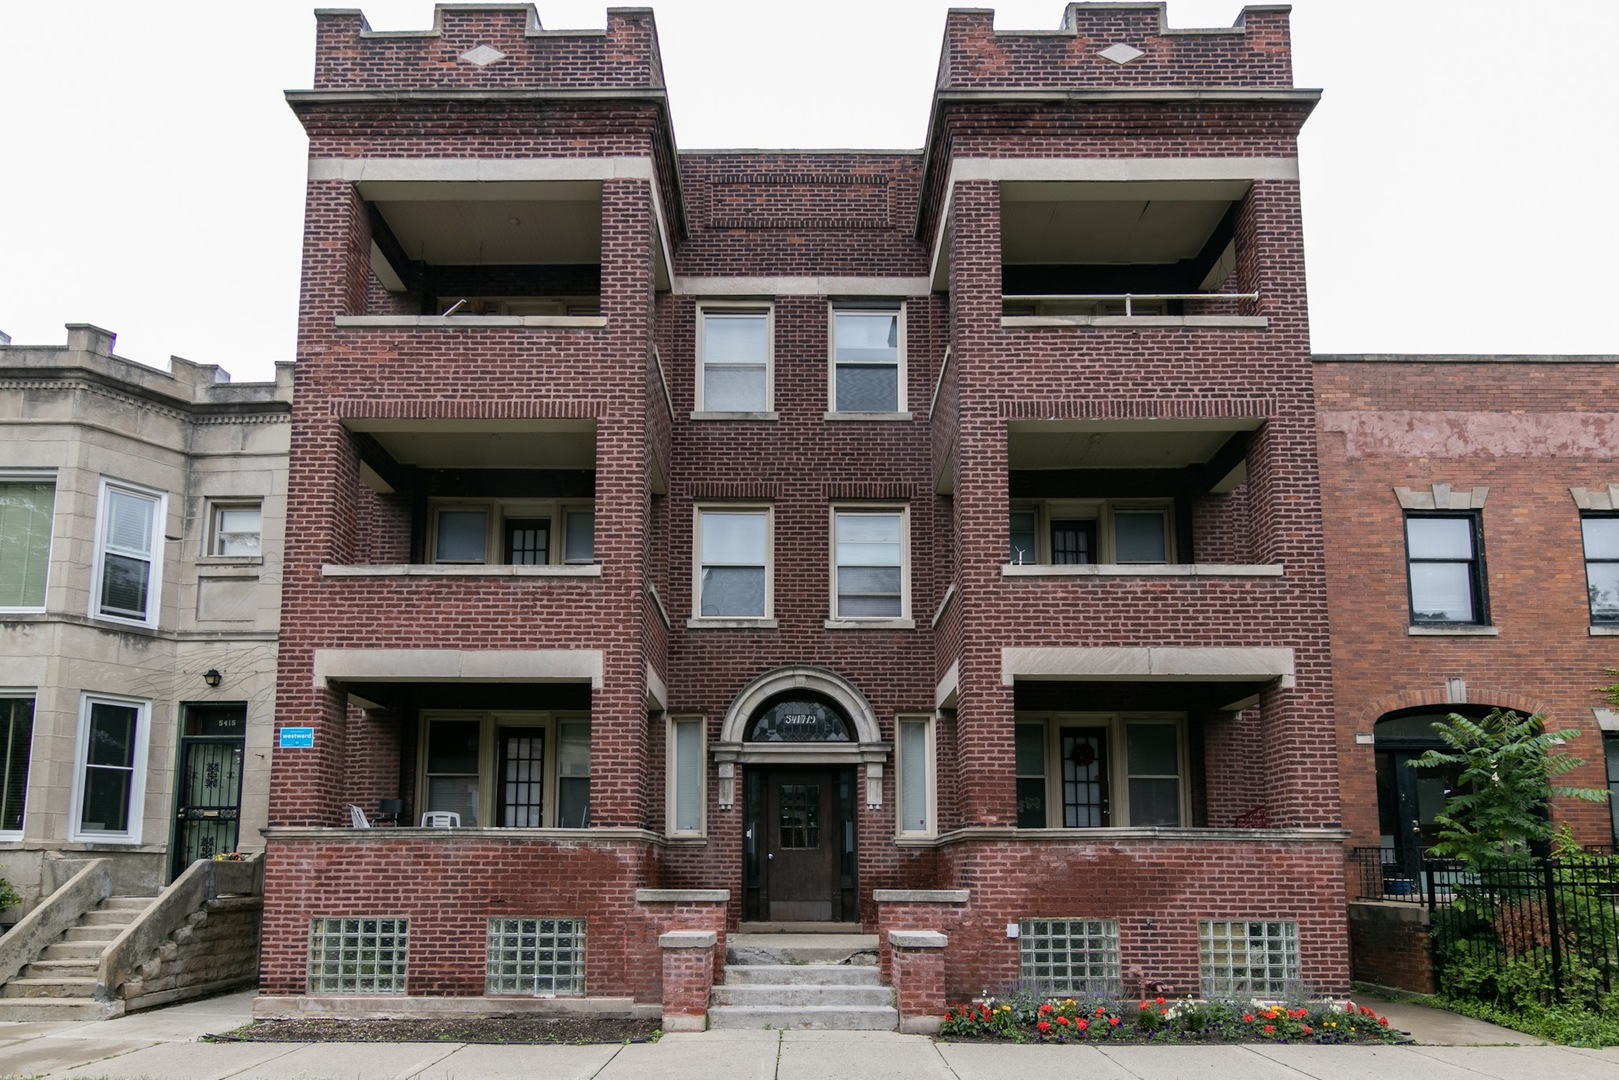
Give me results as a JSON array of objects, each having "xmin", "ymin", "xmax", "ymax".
[{"xmin": 4, "ymin": 990, "xmax": 1618, "ymax": 1080}]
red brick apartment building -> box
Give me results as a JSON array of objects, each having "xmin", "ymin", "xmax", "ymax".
[{"xmin": 256, "ymin": 0, "xmax": 1617, "ymax": 1022}]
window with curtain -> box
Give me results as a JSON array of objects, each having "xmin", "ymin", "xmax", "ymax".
[
  {"xmin": 0, "ymin": 477, "xmax": 55, "ymax": 608},
  {"xmin": 696, "ymin": 508, "xmax": 769, "ymax": 618},
  {"xmin": 832, "ymin": 508, "xmax": 905, "ymax": 618}
]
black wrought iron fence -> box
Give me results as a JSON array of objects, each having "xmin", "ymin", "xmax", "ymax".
[{"xmin": 1350, "ymin": 847, "xmax": 1619, "ymax": 1007}]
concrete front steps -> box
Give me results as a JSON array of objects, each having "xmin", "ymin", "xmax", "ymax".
[
  {"xmin": 0, "ymin": 896, "xmax": 155, "ymax": 1020},
  {"xmin": 709, "ymin": 932, "xmax": 896, "ymax": 1030}
]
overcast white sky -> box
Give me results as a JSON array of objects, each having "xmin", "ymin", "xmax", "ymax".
[{"xmin": 1, "ymin": 0, "xmax": 1614, "ymax": 382}]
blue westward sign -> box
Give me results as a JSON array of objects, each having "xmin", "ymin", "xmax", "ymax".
[{"xmin": 278, "ymin": 727, "xmax": 315, "ymax": 749}]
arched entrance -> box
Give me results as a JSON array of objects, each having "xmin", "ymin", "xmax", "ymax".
[
  {"xmin": 715, "ymin": 667, "xmax": 885, "ymax": 925},
  {"xmin": 1373, "ymin": 705, "xmax": 1497, "ymax": 882}
]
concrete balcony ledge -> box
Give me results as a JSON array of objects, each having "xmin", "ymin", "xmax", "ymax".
[
  {"xmin": 1001, "ymin": 315, "xmax": 1268, "ymax": 330},
  {"xmin": 263, "ymin": 826, "xmax": 662, "ymax": 844},
  {"xmin": 923, "ymin": 826, "xmax": 1350, "ymax": 848},
  {"xmin": 872, "ymin": 890, "xmax": 970, "ymax": 905},
  {"xmin": 1002, "ymin": 562, "xmax": 1283, "ymax": 578},
  {"xmin": 334, "ymin": 315, "xmax": 606, "ymax": 330},
  {"xmin": 322, "ymin": 563, "xmax": 601, "ymax": 578},
  {"xmin": 637, "ymin": 889, "xmax": 730, "ymax": 903}
]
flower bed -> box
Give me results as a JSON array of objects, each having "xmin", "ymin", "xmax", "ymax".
[{"xmin": 939, "ymin": 994, "xmax": 1398, "ymax": 1044}]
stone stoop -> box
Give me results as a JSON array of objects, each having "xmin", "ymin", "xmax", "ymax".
[
  {"xmin": 0, "ymin": 896, "xmax": 154, "ymax": 1021},
  {"xmin": 708, "ymin": 933, "xmax": 897, "ymax": 1030}
]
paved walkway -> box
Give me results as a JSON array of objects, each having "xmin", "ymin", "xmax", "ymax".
[{"xmin": 3, "ymin": 990, "xmax": 1617, "ymax": 1080}]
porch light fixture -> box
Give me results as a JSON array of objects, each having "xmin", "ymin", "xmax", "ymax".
[{"xmin": 203, "ymin": 669, "xmax": 223, "ymax": 689}]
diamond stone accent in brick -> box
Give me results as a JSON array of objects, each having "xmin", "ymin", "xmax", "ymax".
[
  {"xmin": 460, "ymin": 45, "xmax": 507, "ymax": 67},
  {"xmin": 1098, "ymin": 43, "xmax": 1145, "ymax": 65}
]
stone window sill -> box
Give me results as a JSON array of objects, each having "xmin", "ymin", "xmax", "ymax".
[
  {"xmin": 824, "ymin": 618, "xmax": 916, "ymax": 630},
  {"xmin": 1001, "ymin": 315, "xmax": 1268, "ymax": 330},
  {"xmin": 689, "ymin": 411, "xmax": 778, "ymax": 422},
  {"xmin": 1408, "ymin": 625, "xmax": 1499, "ymax": 636},
  {"xmin": 1590, "ymin": 625, "xmax": 1619, "ymax": 637},
  {"xmin": 823, "ymin": 411, "xmax": 913, "ymax": 422},
  {"xmin": 334, "ymin": 315, "xmax": 605, "ymax": 329},
  {"xmin": 1002, "ymin": 563, "xmax": 1283, "ymax": 578},
  {"xmin": 685, "ymin": 617, "xmax": 779, "ymax": 629},
  {"xmin": 322, "ymin": 563, "xmax": 601, "ymax": 578}
]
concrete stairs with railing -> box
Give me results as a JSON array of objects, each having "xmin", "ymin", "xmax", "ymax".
[
  {"xmin": 0, "ymin": 897, "xmax": 156, "ymax": 1020},
  {"xmin": 708, "ymin": 932, "xmax": 897, "ymax": 1030}
]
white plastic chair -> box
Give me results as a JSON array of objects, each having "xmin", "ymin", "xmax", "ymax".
[
  {"xmin": 348, "ymin": 805, "xmax": 371, "ymax": 829},
  {"xmin": 420, "ymin": 811, "xmax": 461, "ymax": 828}
]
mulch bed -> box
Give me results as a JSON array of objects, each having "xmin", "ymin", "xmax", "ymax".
[{"xmin": 211, "ymin": 1016, "xmax": 664, "ymax": 1044}]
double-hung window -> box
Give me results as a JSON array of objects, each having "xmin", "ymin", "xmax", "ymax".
[
  {"xmin": 896, "ymin": 715, "xmax": 934, "ymax": 836},
  {"xmin": 430, "ymin": 502, "xmax": 594, "ymax": 566},
  {"xmin": 1008, "ymin": 502, "xmax": 1171, "ymax": 566},
  {"xmin": 1014, "ymin": 715, "xmax": 1186, "ymax": 828},
  {"xmin": 697, "ymin": 306, "xmax": 772, "ymax": 415},
  {"xmin": 830, "ymin": 304, "xmax": 904, "ymax": 415},
  {"xmin": 667, "ymin": 716, "xmax": 706, "ymax": 837},
  {"xmin": 831, "ymin": 507, "xmax": 908, "ymax": 621},
  {"xmin": 0, "ymin": 473, "xmax": 55, "ymax": 609},
  {"xmin": 420, "ymin": 713, "xmax": 590, "ymax": 828},
  {"xmin": 0, "ymin": 696, "xmax": 34, "ymax": 837},
  {"xmin": 1582, "ymin": 513, "xmax": 1619, "ymax": 625},
  {"xmin": 209, "ymin": 502, "xmax": 263, "ymax": 558},
  {"xmin": 1405, "ymin": 512, "xmax": 1487, "ymax": 625},
  {"xmin": 694, "ymin": 507, "xmax": 771, "ymax": 620},
  {"xmin": 93, "ymin": 481, "xmax": 165, "ymax": 625},
  {"xmin": 73, "ymin": 695, "xmax": 150, "ymax": 842}
]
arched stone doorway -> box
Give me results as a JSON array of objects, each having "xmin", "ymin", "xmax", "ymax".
[{"xmin": 714, "ymin": 667, "xmax": 887, "ymax": 925}]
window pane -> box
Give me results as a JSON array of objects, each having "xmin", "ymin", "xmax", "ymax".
[
  {"xmin": 833, "ymin": 312, "xmax": 897, "ymax": 362},
  {"xmin": 1128, "ymin": 778, "xmax": 1182, "ymax": 826},
  {"xmin": 435, "ymin": 510, "xmax": 487, "ymax": 563},
  {"xmin": 564, "ymin": 511, "xmax": 594, "ymax": 563},
  {"xmin": 557, "ymin": 778, "xmax": 589, "ymax": 828},
  {"xmin": 100, "ymin": 553, "xmax": 151, "ymax": 616},
  {"xmin": 426, "ymin": 720, "xmax": 480, "ymax": 775},
  {"xmin": 1584, "ymin": 516, "xmax": 1619, "ymax": 559},
  {"xmin": 1009, "ymin": 511, "xmax": 1037, "ymax": 564},
  {"xmin": 558, "ymin": 722, "xmax": 590, "ymax": 779},
  {"xmin": 701, "ymin": 513, "xmax": 766, "ymax": 564},
  {"xmin": 700, "ymin": 566, "xmax": 765, "ymax": 616},
  {"xmin": 1016, "ymin": 776, "xmax": 1046, "ymax": 828},
  {"xmin": 834, "ymin": 365, "xmax": 898, "ymax": 412},
  {"xmin": 703, "ymin": 366, "xmax": 766, "ymax": 412},
  {"xmin": 1015, "ymin": 723, "xmax": 1046, "ymax": 776},
  {"xmin": 836, "ymin": 566, "xmax": 901, "ymax": 616},
  {"xmin": 87, "ymin": 703, "xmax": 137, "ymax": 768},
  {"xmin": 426, "ymin": 776, "xmax": 479, "ymax": 827},
  {"xmin": 673, "ymin": 720, "xmax": 702, "ymax": 832},
  {"xmin": 1114, "ymin": 511, "xmax": 1167, "ymax": 562},
  {"xmin": 1126, "ymin": 724, "xmax": 1179, "ymax": 776},
  {"xmin": 1407, "ymin": 517, "xmax": 1473, "ymax": 559},
  {"xmin": 835, "ymin": 512, "xmax": 901, "ymax": 552},
  {"xmin": 1, "ymin": 698, "xmax": 35, "ymax": 832},
  {"xmin": 215, "ymin": 507, "xmax": 261, "ymax": 556},
  {"xmin": 0, "ymin": 480, "xmax": 54, "ymax": 606},
  {"xmin": 1410, "ymin": 562, "xmax": 1475, "ymax": 622},
  {"xmin": 899, "ymin": 720, "xmax": 928, "ymax": 832},
  {"xmin": 702, "ymin": 313, "xmax": 767, "ymax": 361},
  {"xmin": 81, "ymin": 768, "xmax": 132, "ymax": 833},
  {"xmin": 1587, "ymin": 563, "xmax": 1619, "ymax": 620},
  {"xmin": 105, "ymin": 489, "xmax": 155, "ymax": 556}
]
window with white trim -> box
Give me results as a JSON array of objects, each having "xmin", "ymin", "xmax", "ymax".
[
  {"xmin": 1008, "ymin": 501, "xmax": 1172, "ymax": 566},
  {"xmin": 208, "ymin": 502, "xmax": 263, "ymax": 558},
  {"xmin": 0, "ymin": 473, "xmax": 55, "ymax": 609},
  {"xmin": 667, "ymin": 715, "xmax": 705, "ymax": 837},
  {"xmin": 92, "ymin": 481, "xmax": 165, "ymax": 624},
  {"xmin": 1014, "ymin": 714, "xmax": 1186, "ymax": 828},
  {"xmin": 419, "ymin": 713, "xmax": 590, "ymax": 828},
  {"xmin": 0, "ymin": 696, "xmax": 35, "ymax": 837},
  {"xmin": 1200, "ymin": 920, "xmax": 1300, "ymax": 997},
  {"xmin": 429, "ymin": 502, "xmax": 594, "ymax": 565},
  {"xmin": 487, "ymin": 917, "xmax": 585, "ymax": 996},
  {"xmin": 830, "ymin": 304, "xmax": 904, "ymax": 414},
  {"xmin": 697, "ymin": 305, "xmax": 772, "ymax": 414},
  {"xmin": 896, "ymin": 714, "xmax": 933, "ymax": 835},
  {"xmin": 309, "ymin": 917, "xmax": 409, "ymax": 994},
  {"xmin": 1582, "ymin": 513, "xmax": 1619, "ymax": 625},
  {"xmin": 72, "ymin": 695, "xmax": 150, "ymax": 842},
  {"xmin": 1019, "ymin": 918, "xmax": 1122, "ymax": 995},
  {"xmin": 694, "ymin": 506, "xmax": 771, "ymax": 619},
  {"xmin": 831, "ymin": 506, "xmax": 908, "ymax": 620}
]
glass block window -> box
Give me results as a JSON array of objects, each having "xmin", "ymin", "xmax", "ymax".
[
  {"xmin": 308, "ymin": 917, "xmax": 408, "ymax": 994},
  {"xmin": 1019, "ymin": 918, "xmax": 1121, "ymax": 994},
  {"xmin": 1200, "ymin": 920, "xmax": 1300, "ymax": 997},
  {"xmin": 487, "ymin": 918, "xmax": 586, "ymax": 996}
]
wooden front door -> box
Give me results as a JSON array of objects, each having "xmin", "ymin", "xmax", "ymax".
[{"xmin": 765, "ymin": 771, "xmax": 838, "ymax": 921}]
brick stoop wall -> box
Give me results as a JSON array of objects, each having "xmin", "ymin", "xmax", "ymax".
[{"xmin": 1347, "ymin": 902, "xmax": 1434, "ymax": 996}]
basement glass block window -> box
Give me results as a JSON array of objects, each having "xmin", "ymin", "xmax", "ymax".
[
  {"xmin": 486, "ymin": 918, "xmax": 586, "ymax": 996},
  {"xmin": 308, "ymin": 918, "xmax": 408, "ymax": 994},
  {"xmin": 1019, "ymin": 919, "xmax": 1121, "ymax": 994},
  {"xmin": 1199, "ymin": 920, "xmax": 1299, "ymax": 997}
]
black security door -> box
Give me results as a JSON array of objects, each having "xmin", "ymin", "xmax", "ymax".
[{"xmin": 172, "ymin": 705, "xmax": 246, "ymax": 878}]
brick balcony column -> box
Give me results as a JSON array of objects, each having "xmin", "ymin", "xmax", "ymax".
[
  {"xmin": 658, "ymin": 931, "xmax": 718, "ymax": 1031},
  {"xmin": 888, "ymin": 931, "xmax": 948, "ymax": 1034}
]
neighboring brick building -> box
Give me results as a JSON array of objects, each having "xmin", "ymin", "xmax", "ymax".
[
  {"xmin": 0, "ymin": 325, "xmax": 291, "ymax": 912},
  {"xmin": 258, "ymin": 0, "xmax": 1350, "ymax": 1017}
]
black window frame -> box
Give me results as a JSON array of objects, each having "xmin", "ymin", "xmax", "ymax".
[
  {"xmin": 1404, "ymin": 511, "xmax": 1489, "ymax": 626},
  {"xmin": 1581, "ymin": 512, "xmax": 1619, "ymax": 625}
]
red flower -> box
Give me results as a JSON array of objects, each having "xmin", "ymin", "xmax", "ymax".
[
  {"xmin": 1037, "ymin": 1021, "xmax": 1051, "ymax": 1034},
  {"xmin": 1039, "ymin": 1003, "xmax": 1054, "ymax": 1015},
  {"xmin": 1154, "ymin": 996, "xmax": 1166, "ymax": 1005},
  {"xmin": 1077, "ymin": 1018, "xmax": 1088, "ymax": 1031},
  {"xmin": 944, "ymin": 1010, "xmax": 953, "ymax": 1022},
  {"xmin": 1056, "ymin": 1016, "xmax": 1070, "ymax": 1027},
  {"xmin": 1160, "ymin": 1009, "xmax": 1170, "ymax": 1016},
  {"xmin": 1302, "ymin": 1026, "xmax": 1312, "ymax": 1036},
  {"xmin": 1109, "ymin": 1017, "xmax": 1121, "ymax": 1027},
  {"xmin": 1094, "ymin": 1007, "xmax": 1107, "ymax": 1018},
  {"xmin": 1243, "ymin": 1014, "xmax": 1255, "ymax": 1023},
  {"xmin": 1264, "ymin": 1025, "xmax": 1275, "ymax": 1035},
  {"xmin": 1379, "ymin": 1017, "xmax": 1390, "ymax": 1028},
  {"xmin": 1139, "ymin": 1001, "xmax": 1151, "ymax": 1010}
]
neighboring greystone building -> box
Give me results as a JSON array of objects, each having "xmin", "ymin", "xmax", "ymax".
[
  {"xmin": 258, "ymin": 2, "xmax": 1352, "ymax": 1025},
  {"xmin": 0, "ymin": 325, "xmax": 291, "ymax": 911}
]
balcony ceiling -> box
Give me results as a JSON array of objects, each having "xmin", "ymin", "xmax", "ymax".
[
  {"xmin": 344, "ymin": 419, "xmax": 596, "ymax": 470},
  {"xmin": 1008, "ymin": 419, "xmax": 1261, "ymax": 471},
  {"xmin": 359, "ymin": 180, "xmax": 602, "ymax": 265},
  {"xmin": 1000, "ymin": 180, "xmax": 1249, "ymax": 265}
]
